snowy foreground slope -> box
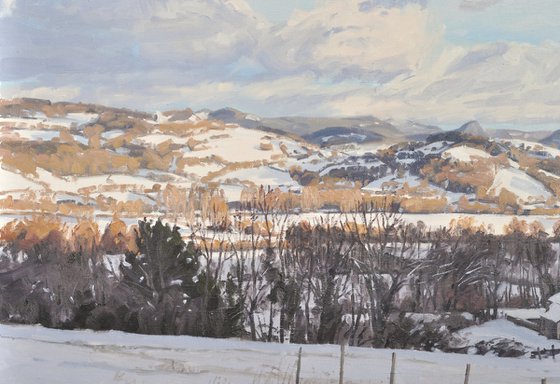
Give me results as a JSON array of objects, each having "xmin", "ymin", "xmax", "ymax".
[{"xmin": 0, "ymin": 323, "xmax": 558, "ymax": 384}]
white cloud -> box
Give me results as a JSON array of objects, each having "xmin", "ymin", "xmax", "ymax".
[
  {"xmin": 460, "ymin": 0, "xmax": 503, "ymax": 11},
  {"xmin": 293, "ymin": 40, "xmax": 559, "ymax": 125},
  {"xmin": 259, "ymin": 1, "xmax": 443, "ymax": 83},
  {"xmin": 0, "ymin": 0, "xmax": 266, "ymax": 81},
  {"xmin": 0, "ymin": 0, "xmax": 559, "ymax": 127},
  {"xmin": 0, "ymin": 0, "xmax": 15, "ymax": 18}
]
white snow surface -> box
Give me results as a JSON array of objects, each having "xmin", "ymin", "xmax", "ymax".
[
  {"xmin": 0, "ymin": 113, "xmax": 98, "ymax": 128},
  {"xmin": 502, "ymin": 308, "xmax": 546, "ymax": 320},
  {"xmin": 29, "ymin": 170, "xmax": 161, "ymax": 194},
  {"xmin": 91, "ymin": 192, "xmax": 155, "ymax": 204},
  {"xmin": 0, "ymin": 323, "xmax": 558, "ymax": 384},
  {"xmin": 542, "ymin": 303, "xmax": 560, "ymax": 322},
  {"xmin": 0, "ymin": 166, "xmax": 43, "ymax": 191},
  {"xmin": 489, "ymin": 168, "xmax": 552, "ymax": 202},
  {"xmin": 136, "ymin": 133, "xmax": 190, "ymax": 146},
  {"xmin": 219, "ymin": 184, "xmax": 244, "ymax": 202},
  {"xmin": 1, "ymin": 129, "xmax": 60, "ymax": 141},
  {"xmin": 183, "ymin": 162, "xmax": 223, "ymax": 178},
  {"xmin": 101, "ymin": 129, "xmax": 126, "ymax": 140},
  {"xmin": 189, "ymin": 126, "xmax": 275, "ymax": 162},
  {"xmin": 549, "ymin": 293, "xmax": 560, "ymax": 305},
  {"xmin": 505, "ymin": 139, "xmax": 560, "ymax": 158},
  {"xmin": 216, "ymin": 165, "xmax": 297, "ymax": 187},
  {"xmin": 456, "ymin": 319, "xmax": 554, "ymax": 351},
  {"xmin": 363, "ymin": 173, "xmax": 421, "ymax": 192},
  {"xmin": 443, "ymin": 145, "xmax": 492, "ymax": 162}
]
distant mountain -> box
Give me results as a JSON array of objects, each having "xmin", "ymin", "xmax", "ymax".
[
  {"xmin": 207, "ymin": 108, "xmax": 443, "ymax": 146},
  {"xmin": 540, "ymin": 130, "xmax": 560, "ymax": 148},
  {"xmin": 488, "ymin": 129, "xmax": 551, "ymax": 142},
  {"xmin": 456, "ymin": 121, "xmax": 488, "ymax": 138},
  {"xmin": 426, "ymin": 121, "xmax": 490, "ymax": 143},
  {"xmin": 208, "ymin": 107, "xmax": 256, "ymax": 126},
  {"xmin": 303, "ymin": 126, "xmax": 384, "ymax": 146},
  {"xmin": 390, "ymin": 120, "xmax": 441, "ymax": 141}
]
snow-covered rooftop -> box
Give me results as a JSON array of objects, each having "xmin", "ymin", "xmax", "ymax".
[
  {"xmin": 548, "ymin": 292, "xmax": 560, "ymax": 305},
  {"xmin": 541, "ymin": 303, "xmax": 560, "ymax": 323}
]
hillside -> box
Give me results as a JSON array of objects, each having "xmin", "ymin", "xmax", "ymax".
[
  {"xmin": 1, "ymin": 98, "xmax": 560, "ymax": 218},
  {"xmin": 540, "ymin": 129, "xmax": 560, "ymax": 148}
]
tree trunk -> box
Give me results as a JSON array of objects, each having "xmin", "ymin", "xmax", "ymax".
[
  {"xmin": 267, "ymin": 300, "xmax": 274, "ymax": 342},
  {"xmin": 249, "ymin": 301, "xmax": 257, "ymax": 341}
]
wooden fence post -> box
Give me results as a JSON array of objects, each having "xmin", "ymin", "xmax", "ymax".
[
  {"xmin": 541, "ymin": 378, "xmax": 547, "ymax": 384},
  {"xmin": 295, "ymin": 347, "xmax": 302, "ymax": 384},
  {"xmin": 464, "ymin": 363, "xmax": 471, "ymax": 384},
  {"xmin": 389, "ymin": 352, "xmax": 396, "ymax": 384},
  {"xmin": 339, "ymin": 344, "xmax": 345, "ymax": 384},
  {"xmin": 538, "ymin": 347, "xmax": 542, "ymax": 360}
]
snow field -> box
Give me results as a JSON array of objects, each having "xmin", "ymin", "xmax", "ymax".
[
  {"xmin": 216, "ymin": 166, "xmax": 297, "ymax": 187},
  {"xmin": 456, "ymin": 319, "xmax": 555, "ymax": 351},
  {"xmin": 443, "ymin": 145, "xmax": 492, "ymax": 162},
  {"xmin": 489, "ymin": 168, "xmax": 553, "ymax": 202},
  {"xmin": 0, "ymin": 323, "xmax": 558, "ymax": 384}
]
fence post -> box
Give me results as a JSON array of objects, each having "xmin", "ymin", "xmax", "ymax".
[
  {"xmin": 464, "ymin": 363, "xmax": 471, "ymax": 384},
  {"xmin": 552, "ymin": 345, "xmax": 555, "ymax": 361},
  {"xmin": 295, "ymin": 347, "xmax": 302, "ymax": 384},
  {"xmin": 339, "ymin": 343, "xmax": 345, "ymax": 384},
  {"xmin": 389, "ymin": 352, "xmax": 396, "ymax": 384},
  {"xmin": 538, "ymin": 347, "xmax": 542, "ymax": 360},
  {"xmin": 541, "ymin": 378, "xmax": 547, "ymax": 384}
]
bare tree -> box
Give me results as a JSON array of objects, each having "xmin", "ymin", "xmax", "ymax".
[{"xmin": 351, "ymin": 201, "xmax": 419, "ymax": 346}]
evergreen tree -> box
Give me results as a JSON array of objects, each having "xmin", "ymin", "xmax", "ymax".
[{"xmin": 120, "ymin": 219, "xmax": 201, "ymax": 334}]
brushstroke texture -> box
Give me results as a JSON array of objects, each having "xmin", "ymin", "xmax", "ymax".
[{"xmin": 0, "ymin": 0, "xmax": 559, "ymax": 128}]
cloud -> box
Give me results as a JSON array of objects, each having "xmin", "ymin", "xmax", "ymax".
[
  {"xmin": 0, "ymin": 0, "xmax": 15, "ymax": 17},
  {"xmin": 459, "ymin": 0, "xmax": 503, "ymax": 11},
  {"xmin": 358, "ymin": 0, "xmax": 427, "ymax": 11},
  {"xmin": 0, "ymin": 0, "xmax": 265, "ymax": 81},
  {"xmin": 259, "ymin": 0, "xmax": 443, "ymax": 83},
  {"xmin": 323, "ymin": 41, "xmax": 560, "ymax": 124},
  {"xmin": 1, "ymin": 0, "xmax": 559, "ymax": 127}
]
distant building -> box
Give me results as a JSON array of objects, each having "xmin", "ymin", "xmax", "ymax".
[{"xmin": 540, "ymin": 293, "xmax": 560, "ymax": 339}]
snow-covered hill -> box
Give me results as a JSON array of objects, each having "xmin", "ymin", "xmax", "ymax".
[
  {"xmin": 1, "ymin": 98, "xmax": 560, "ymax": 215},
  {"xmin": 489, "ymin": 168, "xmax": 553, "ymax": 203}
]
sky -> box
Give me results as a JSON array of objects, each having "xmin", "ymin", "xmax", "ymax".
[{"xmin": 0, "ymin": 0, "xmax": 559, "ymax": 129}]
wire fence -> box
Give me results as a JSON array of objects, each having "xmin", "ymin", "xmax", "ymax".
[{"xmin": 256, "ymin": 344, "xmax": 560, "ymax": 384}]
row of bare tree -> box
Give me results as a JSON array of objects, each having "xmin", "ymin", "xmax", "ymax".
[
  {"xmin": 191, "ymin": 195, "xmax": 560, "ymax": 347},
  {"xmin": 0, "ymin": 199, "xmax": 559, "ymax": 348}
]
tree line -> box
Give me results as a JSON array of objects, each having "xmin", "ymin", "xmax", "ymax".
[{"xmin": 0, "ymin": 202, "xmax": 559, "ymax": 350}]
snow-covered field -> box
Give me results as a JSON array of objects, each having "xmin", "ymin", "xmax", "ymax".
[
  {"xmin": 443, "ymin": 145, "xmax": 492, "ymax": 162},
  {"xmin": 489, "ymin": 168, "xmax": 552, "ymax": 202},
  {"xmin": 456, "ymin": 319, "xmax": 554, "ymax": 351},
  {"xmin": 216, "ymin": 165, "xmax": 298, "ymax": 188},
  {"xmin": 298, "ymin": 212, "xmax": 560, "ymax": 235},
  {"xmin": 0, "ymin": 323, "xmax": 558, "ymax": 384}
]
